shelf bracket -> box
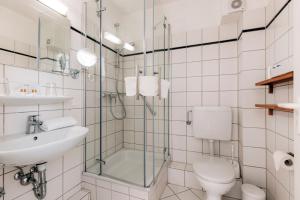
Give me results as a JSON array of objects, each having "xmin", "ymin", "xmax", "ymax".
[
  {"xmin": 268, "ymin": 85, "xmax": 273, "ymax": 93},
  {"xmin": 268, "ymin": 108, "xmax": 274, "ymax": 115}
]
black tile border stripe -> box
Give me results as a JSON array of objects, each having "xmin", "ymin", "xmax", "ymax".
[
  {"xmin": 122, "ymin": 38, "xmax": 239, "ymax": 57},
  {"xmin": 266, "ymin": 0, "xmax": 291, "ymax": 29},
  {"xmin": 0, "ymin": 47, "xmax": 36, "ymax": 59},
  {"xmin": 70, "ymin": 26, "xmax": 118, "ymax": 54},
  {"xmin": 124, "ymin": 0, "xmax": 292, "ymax": 57},
  {"xmin": 0, "ymin": 0, "xmax": 292, "ymax": 60},
  {"xmin": 237, "ymin": 27, "xmax": 266, "ymax": 40}
]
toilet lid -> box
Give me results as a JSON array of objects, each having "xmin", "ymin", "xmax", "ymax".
[
  {"xmin": 193, "ymin": 158, "xmax": 235, "ymax": 184},
  {"xmin": 241, "ymin": 184, "xmax": 266, "ymax": 199}
]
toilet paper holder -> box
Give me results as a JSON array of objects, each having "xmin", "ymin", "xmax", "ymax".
[
  {"xmin": 286, "ymin": 152, "xmax": 294, "ymax": 167},
  {"xmin": 186, "ymin": 110, "xmax": 192, "ymax": 125}
]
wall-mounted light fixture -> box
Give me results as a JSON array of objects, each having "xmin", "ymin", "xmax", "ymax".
[
  {"xmin": 123, "ymin": 42, "xmax": 135, "ymax": 52},
  {"xmin": 76, "ymin": 2, "xmax": 97, "ymax": 68},
  {"xmin": 104, "ymin": 32, "xmax": 122, "ymax": 45},
  {"xmin": 37, "ymin": 0, "xmax": 68, "ymax": 16}
]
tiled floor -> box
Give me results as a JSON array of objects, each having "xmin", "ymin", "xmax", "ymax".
[
  {"xmin": 160, "ymin": 184, "xmax": 205, "ymax": 200},
  {"xmin": 160, "ymin": 184, "xmax": 237, "ymax": 200}
]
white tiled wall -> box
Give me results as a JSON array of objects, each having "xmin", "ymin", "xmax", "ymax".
[
  {"xmin": 265, "ymin": 1, "xmax": 294, "ymax": 200},
  {"xmin": 0, "ymin": 37, "xmax": 85, "ymax": 200},
  {"xmin": 169, "ymin": 24, "xmax": 239, "ymax": 164},
  {"xmin": 238, "ymin": 8, "xmax": 267, "ymax": 190},
  {"xmin": 166, "ymin": 1, "xmax": 294, "ymax": 200}
]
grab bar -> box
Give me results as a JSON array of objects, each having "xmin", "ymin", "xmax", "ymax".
[
  {"xmin": 136, "ymin": 65, "xmax": 142, "ymax": 100},
  {"xmin": 141, "ymin": 95, "xmax": 156, "ymax": 116}
]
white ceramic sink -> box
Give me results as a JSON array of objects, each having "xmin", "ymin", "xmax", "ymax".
[{"xmin": 0, "ymin": 126, "xmax": 88, "ymax": 166}]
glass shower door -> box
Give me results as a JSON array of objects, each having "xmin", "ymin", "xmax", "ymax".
[{"xmin": 145, "ymin": 13, "xmax": 171, "ymax": 186}]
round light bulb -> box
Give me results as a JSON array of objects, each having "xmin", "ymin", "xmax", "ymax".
[{"xmin": 76, "ymin": 48, "xmax": 97, "ymax": 68}]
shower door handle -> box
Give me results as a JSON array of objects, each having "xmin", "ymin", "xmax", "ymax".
[
  {"xmin": 136, "ymin": 65, "xmax": 140, "ymax": 100},
  {"xmin": 154, "ymin": 67, "xmax": 161, "ymax": 100}
]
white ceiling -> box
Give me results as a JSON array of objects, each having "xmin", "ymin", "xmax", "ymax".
[
  {"xmin": 108, "ymin": 0, "xmax": 180, "ymax": 14},
  {"xmin": 108, "ymin": 0, "xmax": 269, "ymax": 14}
]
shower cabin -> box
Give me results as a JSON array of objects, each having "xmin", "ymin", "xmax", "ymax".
[{"xmin": 84, "ymin": 0, "xmax": 172, "ymax": 189}]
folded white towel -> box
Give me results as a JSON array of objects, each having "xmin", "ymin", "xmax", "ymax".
[
  {"xmin": 139, "ymin": 76, "xmax": 158, "ymax": 97},
  {"xmin": 160, "ymin": 79, "xmax": 170, "ymax": 99},
  {"xmin": 125, "ymin": 76, "xmax": 137, "ymax": 96},
  {"xmin": 40, "ymin": 117, "xmax": 77, "ymax": 131}
]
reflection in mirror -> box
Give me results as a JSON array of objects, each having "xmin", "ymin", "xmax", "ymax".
[
  {"xmin": 0, "ymin": 4, "xmax": 38, "ymax": 69},
  {"xmin": 39, "ymin": 14, "xmax": 70, "ymax": 73},
  {"xmin": 38, "ymin": 14, "xmax": 79, "ymax": 79}
]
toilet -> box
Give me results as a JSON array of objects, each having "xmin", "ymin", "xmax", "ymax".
[
  {"xmin": 241, "ymin": 184, "xmax": 266, "ymax": 200},
  {"xmin": 191, "ymin": 106, "xmax": 235, "ymax": 200}
]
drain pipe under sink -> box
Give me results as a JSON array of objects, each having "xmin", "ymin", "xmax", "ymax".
[
  {"xmin": 14, "ymin": 163, "xmax": 47, "ymax": 199},
  {"xmin": 33, "ymin": 163, "xmax": 47, "ymax": 200}
]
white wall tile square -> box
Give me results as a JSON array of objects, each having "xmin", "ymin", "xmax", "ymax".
[
  {"xmin": 242, "ymin": 31, "xmax": 266, "ymax": 51},
  {"xmin": 187, "ymin": 92, "xmax": 202, "ymax": 106},
  {"xmin": 220, "ymin": 75, "xmax": 237, "ymax": 91},
  {"xmin": 187, "ymin": 77, "xmax": 202, "ymax": 92},
  {"xmin": 172, "ymin": 92, "xmax": 186, "ymax": 107},
  {"xmin": 242, "ymin": 127, "xmax": 266, "ymax": 148},
  {"xmin": 187, "ymin": 62, "xmax": 202, "ymax": 77},
  {"xmin": 203, "ymin": 44, "xmax": 219, "ymax": 60},
  {"xmin": 240, "ymin": 50, "xmax": 266, "ymax": 71},
  {"xmin": 172, "ymin": 49, "xmax": 187, "ymax": 64},
  {"xmin": 202, "ymin": 76, "xmax": 219, "ymax": 91},
  {"xmin": 172, "ymin": 63, "xmax": 187, "ymax": 78},
  {"xmin": 202, "ymin": 27, "xmax": 219, "ymax": 43},
  {"xmin": 243, "ymin": 147, "xmax": 266, "ymax": 168},
  {"xmin": 202, "ymin": 92, "xmax": 219, "ymax": 106},
  {"xmin": 203, "ymin": 60, "xmax": 219, "ymax": 76},
  {"xmin": 220, "ymin": 91, "xmax": 238, "ymax": 107},
  {"xmin": 220, "ymin": 58, "xmax": 238, "ymax": 75},
  {"xmin": 187, "ymin": 30, "xmax": 202, "ymax": 45},
  {"xmin": 187, "ymin": 47, "xmax": 202, "ymax": 62},
  {"xmin": 172, "ymin": 78, "xmax": 187, "ymax": 92},
  {"xmin": 220, "ymin": 42, "xmax": 237, "ymax": 58}
]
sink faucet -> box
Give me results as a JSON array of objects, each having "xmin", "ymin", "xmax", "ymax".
[{"xmin": 26, "ymin": 115, "xmax": 43, "ymax": 134}]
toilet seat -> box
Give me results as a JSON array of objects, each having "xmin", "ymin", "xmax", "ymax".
[{"xmin": 193, "ymin": 158, "xmax": 235, "ymax": 184}]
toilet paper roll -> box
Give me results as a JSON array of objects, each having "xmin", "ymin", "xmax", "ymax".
[{"xmin": 273, "ymin": 151, "xmax": 294, "ymax": 171}]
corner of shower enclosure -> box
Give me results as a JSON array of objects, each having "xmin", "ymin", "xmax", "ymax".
[{"xmin": 83, "ymin": 0, "xmax": 172, "ymax": 189}]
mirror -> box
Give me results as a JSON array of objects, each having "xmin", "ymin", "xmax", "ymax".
[
  {"xmin": 39, "ymin": 14, "xmax": 72, "ymax": 74},
  {"xmin": 0, "ymin": 0, "xmax": 77, "ymax": 77}
]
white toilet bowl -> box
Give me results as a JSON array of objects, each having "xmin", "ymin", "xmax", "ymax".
[{"xmin": 193, "ymin": 158, "xmax": 236, "ymax": 200}]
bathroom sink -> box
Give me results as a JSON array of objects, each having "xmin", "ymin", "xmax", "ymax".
[{"xmin": 0, "ymin": 126, "xmax": 88, "ymax": 166}]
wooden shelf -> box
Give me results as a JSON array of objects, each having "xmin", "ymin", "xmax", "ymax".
[
  {"xmin": 255, "ymin": 71, "xmax": 293, "ymax": 93},
  {"xmin": 255, "ymin": 104, "xmax": 294, "ymax": 115}
]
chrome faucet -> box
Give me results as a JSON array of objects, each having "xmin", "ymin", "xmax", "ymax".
[{"xmin": 26, "ymin": 115, "xmax": 43, "ymax": 134}]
